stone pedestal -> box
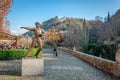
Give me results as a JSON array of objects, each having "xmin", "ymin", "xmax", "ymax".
[{"xmin": 22, "ymin": 58, "xmax": 44, "ymax": 76}]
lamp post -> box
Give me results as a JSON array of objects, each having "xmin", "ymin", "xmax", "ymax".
[{"xmin": 26, "ymin": 35, "xmax": 29, "ymax": 49}]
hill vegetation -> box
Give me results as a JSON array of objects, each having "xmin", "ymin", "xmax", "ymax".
[{"xmin": 23, "ymin": 9, "xmax": 120, "ymax": 61}]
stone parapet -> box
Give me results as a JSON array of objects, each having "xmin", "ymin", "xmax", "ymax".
[{"xmin": 59, "ymin": 48, "xmax": 120, "ymax": 77}]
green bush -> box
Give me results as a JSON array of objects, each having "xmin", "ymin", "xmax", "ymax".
[
  {"xmin": 88, "ymin": 43, "xmax": 104, "ymax": 56},
  {"xmin": 0, "ymin": 50, "xmax": 27, "ymax": 60},
  {"xmin": 101, "ymin": 45, "xmax": 116, "ymax": 61},
  {"xmin": 0, "ymin": 48, "xmax": 43, "ymax": 60},
  {"xmin": 87, "ymin": 43, "xmax": 115, "ymax": 61},
  {"xmin": 29, "ymin": 48, "xmax": 43, "ymax": 57}
]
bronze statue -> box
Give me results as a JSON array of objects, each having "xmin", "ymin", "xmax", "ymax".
[{"xmin": 21, "ymin": 22, "xmax": 46, "ymax": 58}]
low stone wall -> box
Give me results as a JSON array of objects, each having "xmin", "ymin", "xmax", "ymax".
[
  {"xmin": 0, "ymin": 60, "xmax": 21, "ymax": 75},
  {"xmin": 0, "ymin": 58, "xmax": 44, "ymax": 76},
  {"xmin": 59, "ymin": 48, "xmax": 120, "ymax": 77}
]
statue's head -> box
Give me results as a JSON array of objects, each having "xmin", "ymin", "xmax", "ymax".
[{"xmin": 35, "ymin": 22, "xmax": 41, "ymax": 28}]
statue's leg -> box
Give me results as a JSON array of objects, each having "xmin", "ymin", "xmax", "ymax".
[
  {"xmin": 35, "ymin": 39, "xmax": 42, "ymax": 58},
  {"xmin": 35, "ymin": 47, "xmax": 42, "ymax": 58},
  {"xmin": 25, "ymin": 39, "xmax": 35, "ymax": 57}
]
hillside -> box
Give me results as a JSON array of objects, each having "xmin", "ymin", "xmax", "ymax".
[
  {"xmin": 23, "ymin": 16, "xmax": 101, "ymax": 36},
  {"xmin": 23, "ymin": 9, "xmax": 120, "ymax": 38}
]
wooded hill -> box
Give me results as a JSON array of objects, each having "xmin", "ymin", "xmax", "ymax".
[{"xmin": 23, "ymin": 9, "xmax": 120, "ymax": 43}]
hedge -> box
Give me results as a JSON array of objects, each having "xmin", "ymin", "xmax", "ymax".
[
  {"xmin": 0, "ymin": 48, "xmax": 43, "ymax": 60},
  {"xmin": 0, "ymin": 50, "xmax": 26, "ymax": 60}
]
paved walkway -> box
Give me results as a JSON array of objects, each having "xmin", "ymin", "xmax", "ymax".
[
  {"xmin": 0, "ymin": 49, "xmax": 120, "ymax": 80},
  {"xmin": 44, "ymin": 50, "xmax": 120, "ymax": 80}
]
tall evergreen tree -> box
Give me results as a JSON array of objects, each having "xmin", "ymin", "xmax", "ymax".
[{"xmin": 107, "ymin": 12, "xmax": 110, "ymax": 22}]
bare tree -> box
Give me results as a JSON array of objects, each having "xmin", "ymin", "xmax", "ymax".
[{"xmin": 62, "ymin": 19, "xmax": 89, "ymax": 51}]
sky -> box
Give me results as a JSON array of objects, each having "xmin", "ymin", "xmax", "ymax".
[{"xmin": 6, "ymin": 0, "xmax": 120, "ymax": 35}]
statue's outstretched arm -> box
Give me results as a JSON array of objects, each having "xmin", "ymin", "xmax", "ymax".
[
  {"xmin": 20, "ymin": 27, "xmax": 35, "ymax": 31},
  {"xmin": 42, "ymin": 29, "xmax": 46, "ymax": 34}
]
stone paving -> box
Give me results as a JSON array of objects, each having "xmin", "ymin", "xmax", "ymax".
[
  {"xmin": 0, "ymin": 49, "xmax": 120, "ymax": 80},
  {"xmin": 43, "ymin": 50, "xmax": 120, "ymax": 80}
]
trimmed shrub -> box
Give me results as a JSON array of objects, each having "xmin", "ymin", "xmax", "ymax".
[
  {"xmin": 0, "ymin": 48, "xmax": 43, "ymax": 60},
  {"xmin": 29, "ymin": 48, "xmax": 43, "ymax": 57},
  {"xmin": 0, "ymin": 50, "xmax": 27, "ymax": 60}
]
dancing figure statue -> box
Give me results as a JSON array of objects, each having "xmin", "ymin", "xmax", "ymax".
[{"xmin": 21, "ymin": 22, "xmax": 46, "ymax": 58}]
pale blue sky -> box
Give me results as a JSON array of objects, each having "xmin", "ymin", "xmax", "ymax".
[{"xmin": 6, "ymin": 0, "xmax": 120, "ymax": 35}]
